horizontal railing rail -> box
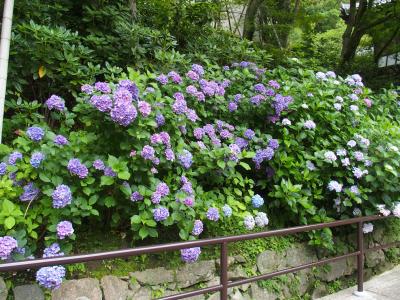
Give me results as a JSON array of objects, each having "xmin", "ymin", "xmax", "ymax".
[{"xmin": 0, "ymin": 215, "xmax": 399, "ymax": 300}]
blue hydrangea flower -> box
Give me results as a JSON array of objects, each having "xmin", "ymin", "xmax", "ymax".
[
  {"xmin": 19, "ymin": 183, "xmax": 40, "ymax": 202},
  {"xmin": 206, "ymin": 207, "xmax": 219, "ymax": 221},
  {"xmin": 30, "ymin": 152, "xmax": 45, "ymax": 168},
  {"xmin": 8, "ymin": 151, "xmax": 22, "ymax": 165},
  {"xmin": 36, "ymin": 266, "xmax": 65, "ymax": 289},
  {"xmin": 27, "ymin": 126, "xmax": 45, "ymax": 142},
  {"xmin": 56, "ymin": 221, "xmax": 74, "ymax": 239},
  {"xmin": 0, "ymin": 162, "xmax": 7, "ymax": 175},
  {"xmin": 251, "ymin": 194, "xmax": 264, "ymax": 208},
  {"xmin": 67, "ymin": 158, "xmax": 88, "ymax": 178},
  {"xmin": 192, "ymin": 220, "xmax": 203, "ymax": 236},
  {"xmin": 178, "ymin": 150, "xmax": 193, "ymax": 169},
  {"xmin": 42, "ymin": 243, "xmax": 64, "ymax": 258},
  {"xmin": 0, "ymin": 236, "xmax": 18, "ymax": 260},
  {"xmin": 222, "ymin": 205, "xmax": 232, "ymax": 217},
  {"xmin": 45, "ymin": 95, "xmax": 65, "ymax": 111},
  {"xmin": 181, "ymin": 247, "xmax": 201, "ymax": 263},
  {"xmin": 53, "ymin": 135, "xmax": 68, "ymax": 146},
  {"xmin": 153, "ymin": 207, "xmax": 169, "ymax": 222},
  {"xmin": 52, "ymin": 185, "xmax": 72, "ymax": 208}
]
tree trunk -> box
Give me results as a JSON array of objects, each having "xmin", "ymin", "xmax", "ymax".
[
  {"xmin": 243, "ymin": 0, "xmax": 263, "ymax": 40},
  {"xmin": 129, "ymin": 0, "xmax": 137, "ymax": 18}
]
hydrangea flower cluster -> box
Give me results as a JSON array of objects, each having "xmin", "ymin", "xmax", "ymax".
[
  {"xmin": 153, "ymin": 206, "xmax": 169, "ymax": 222},
  {"xmin": 0, "ymin": 236, "xmax": 18, "ymax": 260},
  {"xmin": 67, "ymin": 158, "xmax": 88, "ymax": 178},
  {"xmin": 206, "ymin": 207, "xmax": 219, "ymax": 221},
  {"xmin": 92, "ymin": 159, "xmax": 105, "ymax": 171},
  {"xmin": 192, "ymin": 220, "xmax": 204, "ymax": 236},
  {"xmin": 36, "ymin": 266, "xmax": 66, "ymax": 289},
  {"xmin": 0, "ymin": 162, "xmax": 6, "ymax": 175},
  {"xmin": 19, "ymin": 182, "xmax": 40, "ymax": 202},
  {"xmin": 178, "ymin": 150, "xmax": 193, "ymax": 169},
  {"xmin": 151, "ymin": 182, "xmax": 170, "ymax": 204},
  {"xmin": 45, "ymin": 95, "xmax": 65, "ymax": 111},
  {"xmin": 180, "ymin": 247, "xmax": 201, "ymax": 263},
  {"xmin": 30, "ymin": 152, "xmax": 45, "ymax": 168},
  {"xmin": 222, "ymin": 204, "xmax": 232, "ymax": 217},
  {"xmin": 253, "ymin": 147, "xmax": 275, "ymax": 169},
  {"xmin": 363, "ymin": 223, "xmax": 374, "ymax": 233},
  {"xmin": 255, "ymin": 212, "xmax": 269, "ymax": 227},
  {"xmin": 52, "ymin": 185, "xmax": 72, "ymax": 208},
  {"xmin": 43, "ymin": 243, "xmax": 64, "ymax": 258},
  {"xmin": 56, "ymin": 221, "xmax": 74, "ymax": 239},
  {"xmin": 27, "ymin": 126, "xmax": 45, "ymax": 142},
  {"xmin": 131, "ymin": 191, "xmax": 144, "ymax": 202},
  {"xmin": 54, "ymin": 135, "xmax": 68, "ymax": 146},
  {"xmin": 243, "ymin": 215, "xmax": 255, "ymax": 230},
  {"xmin": 251, "ymin": 194, "xmax": 264, "ymax": 208},
  {"xmin": 8, "ymin": 151, "xmax": 22, "ymax": 165}
]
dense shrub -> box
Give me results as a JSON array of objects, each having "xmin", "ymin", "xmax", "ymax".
[{"xmin": 0, "ymin": 61, "xmax": 400, "ymax": 288}]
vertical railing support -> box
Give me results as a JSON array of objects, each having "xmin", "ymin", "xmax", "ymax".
[
  {"xmin": 357, "ymin": 221, "xmax": 364, "ymax": 293},
  {"xmin": 220, "ymin": 242, "xmax": 228, "ymax": 300}
]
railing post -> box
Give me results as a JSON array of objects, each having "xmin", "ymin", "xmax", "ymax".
[
  {"xmin": 220, "ymin": 242, "xmax": 228, "ymax": 300},
  {"xmin": 357, "ymin": 221, "xmax": 364, "ymax": 293}
]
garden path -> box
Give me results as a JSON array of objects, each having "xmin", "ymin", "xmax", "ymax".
[{"xmin": 317, "ymin": 264, "xmax": 400, "ymax": 300}]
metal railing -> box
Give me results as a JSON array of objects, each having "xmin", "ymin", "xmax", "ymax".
[{"xmin": 0, "ymin": 215, "xmax": 399, "ymax": 299}]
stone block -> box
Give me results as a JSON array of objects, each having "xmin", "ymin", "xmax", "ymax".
[
  {"xmin": 52, "ymin": 278, "xmax": 102, "ymax": 300},
  {"xmin": 14, "ymin": 284, "xmax": 44, "ymax": 300}
]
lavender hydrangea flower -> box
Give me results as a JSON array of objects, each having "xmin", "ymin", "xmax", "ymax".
[
  {"xmin": 269, "ymin": 80, "xmax": 280, "ymax": 89},
  {"xmin": 235, "ymin": 137, "xmax": 248, "ymax": 149},
  {"xmin": 349, "ymin": 94, "xmax": 359, "ymax": 101},
  {"xmin": 228, "ymin": 102, "xmax": 238, "ymax": 112},
  {"xmin": 186, "ymin": 85, "xmax": 198, "ymax": 95},
  {"xmin": 315, "ymin": 72, "xmax": 327, "ymax": 80},
  {"xmin": 304, "ymin": 120, "xmax": 316, "ymax": 130},
  {"xmin": 350, "ymin": 105, "xmax": 359, "ymax": 111},
  {"xmin": 268, "ymin": 139, "xmax": 279, "ymax": 150},
  {"xmin": 186, "ymin": 109, "xmax": 199, "ymax": 122},
  {"xmin": 363, "ymin": 223, "xmax": 373, "ymax": 233},
  {"xmin": 27, "ymin": 126, "xmax": 45, "ymax": 142},
  {"xmin": 250, "ymin": 94, "xmax": 265, "ymax": 106},
  {"xmin": 153, "ymin": 207, "xmax": 169, "ymax": 222},
  {"xmin": 118, "ymin": 79, "xmax": 139, "ymax": 100},
  {"xmin": 110, "ymin": 98, "xmax": 138, "ymax": 126},
  {"xmin": 104, "ymin": 167, "xmax": 116, "ymax": 177},
  {"xmin": 30, "ymin": 152, "xmax": 45, "ymax": 168},
  {"xmin": 328, "ymin": 180, "xmax": 342, "ymax": 193},
  {"xmin": 341, "ymin": 157, "xmax": 350, "ymax": 167},
  {"xmin": 56, "ymin": 221, "xmax": 74, "ymax": 239},
  {"xmin": 192, "ymin": 64, "xmax": 205, "ymax": 76},
  {"xmin": 172, "ymin": 99, "xmax": 187, "ymax": 115},
  {"xmin": 254, "ymin": 83, "xmax": 267, "ymax": 94},
  {"xmin": 347, "ymin": 140, "xmax": 357, "ymax": 148},
  {"xmin": 138, "ymin": 101, "xmax": 152, "ymax": 117},
  {"xmin": 43, "ymin": 243, "xmax": 64, "ymax": 258},
  {"xmin": 244, "ymin": 215, "xmax": 255, "ymax": 230},
  {"xmin": 324, "ymin": 151, "xmax": 337, "ymax": 162},
  {"xmin": 350, "ymin": 185, "xmax": 360, "ymax": 195},
  {"xmin": 0, "ymin": 236, "xmax": 18, "ymax": 260},
  {"xmin": 336, "ymin": 149, "xmax": 347, "ymax": 156},
  {"xmin": 156, "ymin": 114, "xmax": 165, "ymax": 127},
  {"xmin": 92, "ymin": 159, "xmax": 105, "ymax": 171},
  {"xmin": 353, "ymin": 167, "xmax": 367, "ymax": 179},
  {"xmin": 141, "ymin": 145, "xmax": 156, "ymax": 161},
  {"xmin": 81, "ymin": 84, "xmax": 94, "ymax": 95},
  {"xmin": 19, "ymin": 183, "xmax": 40, "ymax": 202},
  {"xmin": 131, "ymin": 191, "xmax": 143, "ymax": 202},
  {"xmin": 222, "ymin": 204, "xmax": 232, "ymax": 217},
  {"xmin": 206, "ymin": 207, "xmax": 219, "ymax": 221},
  {"xmin": 95, "ymin": 82, "xmax": 111, "ymax": 93},
  {"xmin": 244, "ymin": 129, "xmax": 255, "ymax": 140},
  {"xmin": 156, "ymin": 182, "xmax": 170, "ymax": 197},
  {"xmin": 193, "ymin": 128, "xmax": 204, "ymax": 140},
  {"xmin": 326, "ymin": 71, "xmax": 336, "ymax": 78},
  {"xmin": 183, "ymin": 197, "xmax": 194, "ymax": 206},
  {"xmin": 178, "ymin": 150, "xmax": 193, "ymax": 169},
  {"xmin": 181, "ymin": 247, "xmax": 201, "ymax": 263},
  {"xmin": 0, "ymin": 162, "xmax": 6, "ymax": 176},
  {"xmin": 156, "ymin": 74, "xmax": 168, "ymax": 85},
  {"xmin": 36, "ymin": 266, "xmax": 66, "ymax": 289},
  {"xmin": 165, "ymin": 148, "xmax": 175, "ymax": 161},
  {"xmin": 90, "ymin": 95, "xmax": 113, "ymax": 112},
  {"xmin": 353, "ymin": 151, "xmax": 364, "ymax": 161},
  {"xmin": 67, "ymin": 158, "xmax": 88, "ymax": 178},
  {"xmin": 334, "ymin": 103, "xmax": 342, "ymax": 111},
  {"xmin": 255, "ymin": 212, "xmax": 269, "ymax": 227},
  {"xmin": 9, "ymin": 151, "xmax": 22, "ymax": 165},
  {"xmin": 195, "ymin": 92, "xmax": 205, "ymax": 102},
  {"xmin": 168, "ymin": 71, "xmax": 182, "ymax": 84},
  {"xmin": 45, "ymin": 95, "xmax": 65, "ymax": 111},
  {"xmin": 54, "ymin": 135, "xmax": 68, "ymax": 146},
  {"xmin": 192, "ymin": 220, "xmax": 203, "ymax": 236},
  {"xmin": 52, "ymin": 185, "xmax": 72, "ymax": 208},
  {"xmin": 186, "ymin": 70, "xmax": 199, "ymax": 81},
  {"xmin": 253, "ymin": 148, "xmax": 274, "ymax": 169}
]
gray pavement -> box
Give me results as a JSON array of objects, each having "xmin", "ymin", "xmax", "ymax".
[{"xmin": 318, "ymin": 265, "xmax": 400, "ymax": 300}]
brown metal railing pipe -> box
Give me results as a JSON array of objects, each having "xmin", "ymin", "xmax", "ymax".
[
  {"xmin": 220, "ymin": 242, "xmax": 228, "ymax": 300},
  {"xmin": 157, "ymin": 285, "xmax": 222, "ymax": 300},
  {"xmin": 357, "ymin": 221, "xmax": 364, "ymax": 292},
  {"xmin": 0, "ymin": 215, "xmax": 387, "ymax": 273}
]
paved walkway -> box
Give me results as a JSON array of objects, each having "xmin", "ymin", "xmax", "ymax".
[{"xmin": 318, "ymin": 265, "xmax": 400, "ymax": 300}]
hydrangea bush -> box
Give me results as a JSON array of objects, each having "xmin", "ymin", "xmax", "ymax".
[{"xmin": 0, "ymin": 61, "xmax": 400, "ymax": 288}]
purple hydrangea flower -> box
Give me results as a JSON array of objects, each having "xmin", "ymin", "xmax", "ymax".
[
  {"xmin": 45, "ymin": 95, "xmax": 65, "ymax": 111},
  {"xmin": 350, "ymin": 185, "xmax": 360, "ymax": 195},
  {"xmin": 192, "ymin": 220, "xmax": 203, "ymax": 236},
  {"xmin": 354, "ymin": 151, "xmax": 364, "ymax": 161},
  {"xmin": 56, "ymin": 221, "xmax": 74, "ymax": 239},
  {"xmin": 193, "ymin": 128, "xmax": 204, "ymax": 140},
  {"xmin": 186, "ymin": 109, "xmax": 199, "ymax": 122},
  {"xmin": 254, "ymin": 83, "xmax": 267, "ymax": 94},
  {"xmin": 92, "ymin": 159, "xmax": 105, "ymax": 171},
  {"xmin": 178, "ymin": 150, "xmax": 193, "ymax": 169},
  {"xmin": 244, "ymin": 129, "xmax": 255, "ymax": 140},
  {"xmin": 268, "ymin": 139, "xmax": 279, "ymax": 150},
  {"xmin": 228, "ymin": 102, "xmax": 238, "ymax": 112},
  {"xmin": 268, "ymin": 80, "xmax": 280, "ymax": 89},
  {"xmin": 172, "ymin": 99, "xmax": 187, "ymax": 115},
  {"xmin": 181, "ymin": 247, "xmax": 201, "ymax": 263},
  {"xmin": 104, "ymin": 167, "xmax": 116, "ymax": 177},
  {"xmin": 138, "ymin": 101, "xmax": 152, "ymax": 117},
  {"xmin": 27, "ymin": 126, "xmax": 45, "ymax": 142},
  {"xmin": 195, "ymin": 92, "xmax": 205, "ymax": 102},
  {"xmin": 131, "ymin": 191, "xmax": 143, "ymax": 202},
  {"xmin": 165, "ymin": 148, "xmax": 175, "ymax": 161},
  {"xmin": 206, "ymin": 207, "xmax": 219, "ymax": 221},
  {"xmin": 118, "ymin": 79, "xmax": 139, "ymax": 100},
  {"xmin": 253, "ymin": 148, "xmax": 274, "ymax": 169},
  {"xmin": 222, "ymin": 204, "xmax": 232, "ymax": 217},
  {"xmin": 220, "ymin": 129, "xmax": 232, "ymax": 140},
  {"xmin": 30, "ymin": 152, "xmax": 45, "ymax": 168},
  {"xmin": 179, "ymin": 125, "xmax": 187, "ymax": 135},
  {"xmin": 324, "ymin": 151, "xmax": 337, "ymax": 162},
  {"xmin": 156, "ymin": 74, "xmax": 168, "ymax": 85},
  {"xmin": 341, "ymin": 157, "xmax": 350, "ymax": 167},
  {"xmin": 273, "ymin": 94, "xmax": 293, "ymax": 116},
  {"xmin": 114, "ymin": 88, "xmax": 132, "ymax": 103},
  {"xmin": 36, "ymin": 266, "xmax": 66, "ymax": 289},
  {"xmin": 306, "ymin": 161, "xmax": 316, "ymax": 171},
  {"xmin": 234, "ymin": 94, "xmax": 243, "ymax": 103},
  {"xmin": 9, "ymin": 151, "xmax": 22, "ymax": 165},
  {"xmin": 336, "ymin": 149, "xmax": 347, "ymax": 156},
  {"xmin": 186, "ymin": 70, "xmax": 199, "ymax": 81},
  {"xmin": 250, "ymin": 94, "xmax": 265, "ymax": 106},
  {"xmin": 353, "ymin": 167, "xmax": 366, "ymax": 179},
  {"xmin": 110, "ymin": 99, "xmax": 137, "ymax": 126},
  {"xmin": 67, "ymin": 159, "xmax": 88, "ymax": 178},
  {"xmin": 192, "ymin": 64, "xmax": 205, "ymax": 76},
  {"xmin": 168, "ymin": 71, "xmax": 182, "ymax": 84},
  {"xmin": 90, "ymin": 95, "xmax": 113, "ymax": 112},
  {"xmin": 235, "ymin": 137, "xmax": 248, "ymax": 149},
  {"xmin": 153, "ymin": 207, "xmax": 169, "ymax": 222},
  {"xmin": 19, "ymin": 183, "xmax": 40, "ymax": 202},
  {"xmin": 94, "ymin": 82, "xmax": 111, "ymax": 93},
  {"xmin": 53, "ymin": 135, "xmax": 68, "ymax": 146},
  {"xmin": 0, "ymin": 162, "xmax": 6, "ymax": 176},
  {"xmin": 141, "ymin": 145, "xmax": 156, "ymax": 161},
  {"xmin": 43, "ymin": 243, "xmax": 64, "ymax": 258},
  {"xmin": 186, "ymin": 85, "xmax": 198, "ymax": 95},
  {"xmin": 156, "ymin": 182, "xmax": 170, "ymax": 197},
  {"xmin": 347, "ymin": 140, "xmax": 357, "ymax": 148},
  {"xmin": 156, "ymin": 114, "xmax": 165, "ymax": 127},
  {"xmin": 52, "ymin": 185, "xmax": 72, "ymax": 208},
  {"xmin": 81, "ymin": 84, "xmax": 94, "ymax": 95},
  {"xmin": 183, "ymin": 197, "xmax": 194, "ymax": 206},
  {"xmin": 0, "ymin": 236, "xmax": 18, "ymax": 260}
]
